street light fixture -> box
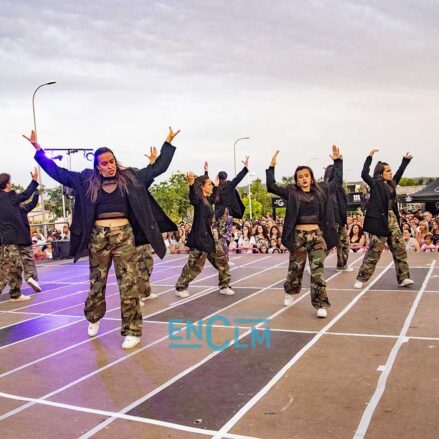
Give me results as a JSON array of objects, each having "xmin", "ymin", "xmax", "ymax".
[
  {"xmin": 233, "ymin": 136, "xmax": 250, "ymax": 176},
  {"xmin": 32, "ymin": 81, "xmax": 56, "ymax": 236}
]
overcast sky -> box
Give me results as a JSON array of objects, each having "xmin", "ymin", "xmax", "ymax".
[{"xmin": 1, "ymin": 0, "xmax": 438, "ymax": 188}]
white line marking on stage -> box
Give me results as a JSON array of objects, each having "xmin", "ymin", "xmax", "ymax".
[
  {"xmin": 212, "ymin": 257, "xmax": 390, "ymax": 439},
  {"xmin": 0, "ymin": 256, "xmax": 275, "ymax": 383},
  {"xmin": 353, "ymin": 259, "xmax": 436, "ymax": 439}
]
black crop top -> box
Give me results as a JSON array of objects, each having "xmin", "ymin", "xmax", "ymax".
[
  {"xmin": 95, "ymin": 178, "xmax": 128, "ymax": 219},
  {"xmin": 297, "ymin": 192, "xmax": 320, "ymax": 224}
]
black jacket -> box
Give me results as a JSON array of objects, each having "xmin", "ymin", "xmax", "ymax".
[
  {"xmin": 266, "ymin": 167, "xmax": 338, "ymax": 251},
  {"xmin": 324, "ymin": 159, "xmax": 347, "ymax": 226},
  {"xmin": 214, "ymin": 166, "xmax": 248, "ymax": 219},
  {"xmin": 137, "ymin": 142, "xmax": 178, "ymax": 234},
  {"xmin": 0, "ymin": 180, "xmax": 39, "ymax": 246},
  {"xmin": 35, "ymin": 149, "xmax": 169, "ymax": 261},
  {"xmin": 20, "ymin": 192, "xmax": 39, "ymax": 232},
  {"xmin": 186, "ymin": 185, "xmax": 218, "ymax": 254},
  {"xmin": 362, "ymin": 155, "xmax": 411, "ymax": 237}
]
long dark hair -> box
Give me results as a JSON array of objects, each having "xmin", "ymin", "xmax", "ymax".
[
  {"xmin": 193, "ymin": 174, "xmax": 211, "ymax": 205},
  {"xmin": 293, "ymin": 166, "xmax": 325, "ymax": 202},
  {"xmin": 373, "ymin": 161, "xmax": 396, "ymax": 188},
  {"xmin": 86, "ymin": 147, "xmax": 140, "ymax": 203}
]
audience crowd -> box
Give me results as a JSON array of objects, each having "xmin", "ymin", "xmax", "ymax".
[{"xmin": 29, "ymin": 209, "xmax": 439, "ymax": 260}]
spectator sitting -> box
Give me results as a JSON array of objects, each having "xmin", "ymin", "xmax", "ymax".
[
  {"xmin": 403, "ymin": 229, "xmax": 420, "ymax": 253},
  {"xmin": 432, "ymin": 219, "xmax": 439, "ymax": 247},
  {"xmin": 32, "ymin": 237, "xmax": 44, "ymax": 259},
  {"xmin": 238, "ymin": 225, "xmax": 256, "ymax": 254},
  {"xmin": 349, "ymin": 224, "xmax": 365, "ymax": 252},
  {"xmin": 421, "ymin": 233, "xmax": 436, "ymax": 252},
  {"xmin": 61, "ymin": 224, "xmax": 70, "ymax": 240},
  {"xmin": 268, "ymin": 238, "xmax": 281, "ymax": 254},
  {"xmin": 259, "ymin": 244, "xmax": 268, "ymax": 254}
]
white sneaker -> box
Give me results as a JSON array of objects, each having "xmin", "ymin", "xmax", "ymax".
[
  {"xmin": 336, "ymin": 267, "xmax": 354, "ymax": 272},
  {"xmin": 399, "ymin": 278, "xmax": 414, "ymax": 287},
  {"xmin": 176, "ymin": 290, "xmax": 190, "ymax": 298},
  {"xmin": 317, "ymin": 308, "xmax": 327, "ymax": 318},
  {"xmin": 122, "ymin": 336, "xmax": 140, "ymax": 349},
  {"xmin": 144, "ymin": 293, "xmax": 158, "ymax": 300},
  {"xmin": 219, "ymin": 287, "xmax": 235, "ymax": 295},
  {"xmin": 88, "ymin": 322, "xmax": 100, "ymax": 337},
  {"xmin": 284, "ymin": 294, "xmax": 294, "ymax": 306},
  {"xmin": 26, "ymin": 277, "xmax": 42, "ymax": 292},
  {"xmin": 353, "ymin": 280, "xmax": 363, "ymax": 289},
  {"xmin": 11, "ymin": 294, "xmax": 32, "ymax": 302}
]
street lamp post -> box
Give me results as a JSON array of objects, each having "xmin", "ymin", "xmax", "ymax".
[
  {"xmin": 233, "ymin": 136, "xmax": 250, "ymax": 176},
  {"xmin": 32, "ymin": 81, "xmax": 56, "ymax": 237}
]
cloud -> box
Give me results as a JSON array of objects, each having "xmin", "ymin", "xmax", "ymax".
[{"xmin": 1, "ymin": 0, "xmax": 438, "ymax": 186}]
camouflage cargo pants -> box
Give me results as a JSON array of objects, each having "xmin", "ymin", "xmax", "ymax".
[
  {"xmin": 0, "ymin": 245, "xmax": 23, "ymax": 299},
  {"xmin": 284, "ymin": 229, "xmax": 330, "ymax": 309},
  {"xmin": 135, "ymin": 243, "xmax": 154, "ymax": 299},
  {"xmin": 357, "ymin": 211, "xmax": 409, "ymax": 284},
  {"xmin": 176, "ymin": 243, "xmax": 231, "ymax": 291},
  {"xmin": 336, "ymin": 225, "xmax": 350, "ymax": 269},
  {"xmin": 215, "ymin": 209, "xmax": 233, "ymax": 256},
  {"xmin": 86, "ymin": 224, "xmax": 142, "ymax": 337},
  {"xmin": 20, "ymin": 245, "xmax": 38, "ymax": 281}
]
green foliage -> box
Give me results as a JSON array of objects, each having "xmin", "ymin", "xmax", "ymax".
[
  {"xmin": 399, "ymin": 177, "xmax": 416, "ymax": 187},
  {"xmin": 150, "ymin": 171, "xmax": 192, "ymax": 222},
  {"xmin": 45, "ymin": 186, "xmax": 72, "ymax": 220},
  {"xmin": 241, "ymin": 196, "xmax": 263, "ymax": 219},
  {"xmin": 12, "ymin": 183, "xmax": 25, "ymax": 192}
]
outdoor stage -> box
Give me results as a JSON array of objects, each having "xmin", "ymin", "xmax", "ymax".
[{"xmin": 0, "ymin": 251, "xmax": 438, "ymax": 438}]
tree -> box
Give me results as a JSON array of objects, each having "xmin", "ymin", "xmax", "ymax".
[
  {"xmin": 45, "ymin": 186, "xmax": 72, "ymax": 220},
  {"xmin": 150, "ymin": 171, "xmax": 192, "ymax": 222},
  {"xmin": 241, "ymin": 196, "xmax": 263, "ymax": 219}
]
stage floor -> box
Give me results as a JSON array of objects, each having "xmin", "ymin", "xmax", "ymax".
[{"xmin": 0, "ymin": 251, "xmax": 438, "ymax": 438}]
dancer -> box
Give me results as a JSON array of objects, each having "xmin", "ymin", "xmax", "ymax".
[
  {"xmin": 205, "ymin": 157, "xmax": 249, "ymax": 256},
  {"xmin": 136, "ymin": 131, "xmax": 179, "ymax": 303},
  {"xmin": 323, "ymin": 145, "xmax": 352, "ymax": 271},
  {"xmin": 266, "ymin": 149, "xmax": 338, "ymax": 318},
  {"xmin": 0, "ymin": 170, "xmax": 39, "ymax": 301},
  {"xmin": 354, "ymin": 149, "xmax": 414, "ymax": 289},
  {"xmin": 24, "ymin": 128, "xmax": 178, "ymax": 349},
  {"xmin": 175, "ymin": 171, "xmax": 234, "ymax": 298}
]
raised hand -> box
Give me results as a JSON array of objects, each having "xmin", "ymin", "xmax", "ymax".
[
  {"xmin": 145, "ymin": 146, "xmax": 158, "ymax": 164},
  {"xmin": 369, "ymin": 148, "xmax": 379, "ymax": 157},
  {"xmin": 186, "ymin": 171, "xmax": 196, "ymax": 185},
  {"xmin": 31, "ymin": 167, "xmax": 39, "ymax": 181},
  {"xmin": 165, "ymin": 126, "xmax": 181, "ymax": 143},
  {"xmin": 214, "ymin": 175, "xmax": 220, "ymax": 187},
  {"xmin": 404, "ymin": 152, "xmax": 414, "ymax": 160},
  {"xmin": 330, "ymin": 144, "xmax": 341, "ymax": 160},
  {"xmin": 22, "ymin": 130, "xmax": 42, "ymax": 151},
  {"xmin": 270, "ymin": 150, "xmax": 280, "ymax": 167},
  {"xmin": 204, "ymin": 161, "xmax": 208, "ymax": 173},
  {"xmin": 242, "ymin": 155, "xmax": 249, "ymax": 168}
]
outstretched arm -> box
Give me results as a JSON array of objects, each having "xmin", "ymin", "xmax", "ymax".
[
  {"xmin": 23, "ymin": 130, "xmax": 81, "ymax": 188},
  {"xmin": 20, "ymin": 191, "xmax": 39, "ymax": 213},
  {"xmin": 139, "ymin": 127, "xmax": 180, "ymax": 188},
  {"xmin": 361, "ymin": 149, "xmax": 377, "ymax": 187},
  {"xmin": 266, "ymin": 150, "xmax": 289, "ymax": 199},
  {"xmin": 330, "ymin": 145, "xmax": 343, "ymax": 185},
  {"xmin": 187, "ymin": 172, "xmax": 199, "ymax": 206},
  {"xmin": 12, "ymin": 168, "xmax": 39, "ymax": 204},
  {"xmin": 230, "ymin": 156, "xmax": 249, "ymax": 188},
  {"xmin": 393, "ymin": 152, "xmax": 413, "ymax": 185},
  {"xmin": 208, "ymin": 176, "xmax": 219, "ymax": 205}
]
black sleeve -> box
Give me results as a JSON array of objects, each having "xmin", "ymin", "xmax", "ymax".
[
  {"xmin": 139, "ymin": 142, "xmax": 177, "ymax": 189},
  {"xmin": 266, "ymin": 167, "xmax": 289, "ymax": 199},
  {"xmin": 189, "ymin": 184, "xmax": 199, "ymax": 206},
  {"xmin": 35, "ymin": 149, "xmax": 82, "ymax": 188},
  {"xmin": 208, "ymin": 186, "xmax": 218, "ymax": 205},
  {"xmin": 20, "ymin": 192, "xmax": 39, "ymax": 213},
  {"xmin": 361, "ymin": 155, "xmax": 374, "ymax": 187},
  {"xmin": 11, "ymin": 180, "xmax": 39, "ymax": 205},
  {"xmin": 230, "ymin": 166, "xmax": 248, "ymax": 188},
  {"xmin": 393, "ymin": 157, "xmax": 412, "ymax": 185}
]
